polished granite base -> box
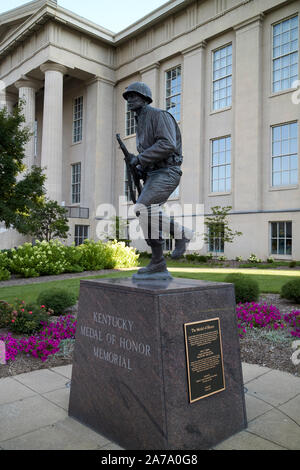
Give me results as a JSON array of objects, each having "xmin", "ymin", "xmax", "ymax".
[{"xmin": 68, "ymin": 277, "xmax": 247, "ymax": 450}]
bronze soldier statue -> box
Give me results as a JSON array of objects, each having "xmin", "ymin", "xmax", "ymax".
[{"xmin": 122, "ymin": 82, "xmax": 193, "ymax": 279}]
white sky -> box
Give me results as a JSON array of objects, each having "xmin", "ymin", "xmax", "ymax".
[{"xmin": 0, "ymin": 0, "xmax": 170, "ymax": 32}]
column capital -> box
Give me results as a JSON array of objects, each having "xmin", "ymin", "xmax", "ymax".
[
  {"xmin": 15, "ymin": 75, "xmax": 42, "ymax": 91},
  {"xmin": 181, "ymin": 40, "xmax": 207, "ymax": 57},
  {"xmin": 233, "ymin": 13, "xmax": 265, "ymax": 32},
  {"xmin": 40, "ymin": 62, "xmax": 68, "ymax": 75},
  {"xmin": 140, "ymin": 62, "xmax": 160, "ymax": 75}
]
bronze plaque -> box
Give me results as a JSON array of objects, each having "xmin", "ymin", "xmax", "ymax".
[{"xmin": 184, "ymin": 318, "xmax": 225, "ymax": 403}]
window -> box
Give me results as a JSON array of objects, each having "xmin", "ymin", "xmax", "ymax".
[
  {"xmin": 166, "ymin": 66, "xmax": 181, "ymax": 121},
  {"xmin": 272, "ymin": 15, "xmax": 298, "ymax": 93},
  {"xmin": 211, "ymin": 136, "xmax": 231, "ymax": 192},
  {"xmin": 208, "ymin": 223, "xmax": 224, "ymax": 253},
  {"xmin": 272, "ymin": 122, "xmax": 298, "ymax": 186},
  {"xmin": 74, "ymin": 225, "xmax": 89, "ymax": 246},
  {"xmin": 270, "ymin": 221, "xmax": 292, "ymax": 255},
  {"xmin": 213, "ymin": 44, "xmax": 232, "ymax": 110},
  {"xmin": 71, "ymin": 163, "xmax": 81, "ymax": 204},
  {"xmin": 73, "ymin": 96, "xmax": 83, "ymax": 143},
  {"xmin": 124, "ymin": 165, "xmax": 138, "ymax": 202},
  {"xmin": 125, "ymin": 102, "xmax": 136, "ymax": 136}
]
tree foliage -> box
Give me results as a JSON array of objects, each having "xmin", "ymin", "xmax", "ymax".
[
  {"xmin": 15, "ymin": 199, "xmax": 69, "ymax": 242},
  {"xmin": 0, "ymin": 103, "xmax": 45, "ymax": 228},
  {"xmin": 204, "ymin": 206, "xmax": 243, "ymax": 253}
]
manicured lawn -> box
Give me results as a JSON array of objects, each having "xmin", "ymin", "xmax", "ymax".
[
  {"xmin": 0, "ymin": 265, "xmax": 300, "ymax": 303},
  {"xmin": 0, "ymin": 271, "xmax": 137, "ymax": 304}
]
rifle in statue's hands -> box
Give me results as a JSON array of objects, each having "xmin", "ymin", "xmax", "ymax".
[{"xmin": 116, "ymin": 133, "xmax": 143, "ymax": 204}]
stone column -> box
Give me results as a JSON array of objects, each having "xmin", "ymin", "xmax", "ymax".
[
  {"xmin": 233, "ymin": 15, "xmax": 264, "ymax": 211},
  {"xmin": 5, "ymin": 92, "xmax": 17, "ymax": 114},
  {"xmin": 85, "ymin": 77, "xmax": 115, "ymax": 239},
  {"xmin": 15, "ymin": 78, "xmax": 40, "ymax": 169},
  {"xmin": 140, "ymin": 63, "xmax": 160, "ymax": 107},
  {"xmin": 181, "ymin": 41, "xmax": 207, "ymax": 205},
  {"xmin": 40, "ymin": 63, "xmax": 67, "ymax": 202}
]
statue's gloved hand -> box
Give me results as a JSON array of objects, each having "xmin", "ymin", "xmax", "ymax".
[{"xmin": 129, "ymin": 154, "xmax": 139, "ymax": 167}]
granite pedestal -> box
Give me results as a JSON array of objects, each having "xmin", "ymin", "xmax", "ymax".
[{"xmin": 68, "ymin": 277, "xmax": 247, "ymax": 450}]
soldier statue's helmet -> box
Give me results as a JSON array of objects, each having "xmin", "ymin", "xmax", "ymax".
[{"xmin": 123, "ymin": 82, "xmax": 153, "ymax": 104}]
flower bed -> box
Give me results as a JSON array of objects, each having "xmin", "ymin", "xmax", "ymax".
[
  {"xmin": 0, "ymin": 315, "xmax": 77, "ymax": 362},
  {"xmin": 237, "ymin": 302, "xmax": 300, "ymax": 339}
]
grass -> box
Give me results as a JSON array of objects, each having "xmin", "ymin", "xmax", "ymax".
[{"xmin": 1, "ymin": 262, "xmax": 300, "ymax": 304}]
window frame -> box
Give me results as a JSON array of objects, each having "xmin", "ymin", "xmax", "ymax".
[
  {"xmin": 210, "ymin": 135, "xmax": 232, "ymax": 194},
  {"xmin": 71, "ymin": 162, "xmax": 81, "ymax": 205},
  {"xmin": 125, "ymin": 101, "xmax": 136, "ymax": 137},
  {"xmin": 74, "ymin": 224, "xmax": 89, "ymax": 246},
  {"xmin": 212, "ymin": 43, "xmax": 233, "ymax": 112},
  {"xmin": 207, "ymin": 223, "xmax": 225, "ymax": 254},
  {"xmin": 72, "ymin": 96, "xmax": 83, "ymax": 144},
  {"xmin": 271, "ymin": 121, "xmax": 298, "ymax": 188},
  {"xmin": 165, "ymin": 65, "xmax": 182, "ymax": 122},
  {"xmin": 269, "ymin": 221, "xmax": 292, "ymax": 256},
  {"xmin": 271, "ymin": 14, "xmax": 299, "ymax": 94}
]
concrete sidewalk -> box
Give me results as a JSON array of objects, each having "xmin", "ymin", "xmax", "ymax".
[{"xmin": 0, "ymin": 363, "xmax": 299, "ymax": 450}]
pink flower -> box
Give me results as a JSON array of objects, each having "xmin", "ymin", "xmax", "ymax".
[
  {"xmin": 21, "ymin": 309, "xmax": 24, "ymax": 312},
  {"xmin": 28, "ymin": 311, "xmax": 32, "ymax": 315}
]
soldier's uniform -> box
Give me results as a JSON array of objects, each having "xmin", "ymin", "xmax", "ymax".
[{"xmin": 123, "ymin": 82, "xmax": 193, "ymax": 275}]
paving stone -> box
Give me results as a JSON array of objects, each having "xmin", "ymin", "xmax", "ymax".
[
  {"xmin": 248, "ymin": 408, "xmax": 300, "ymax": 450},
  {"xmin": 0, "ymin": 395, "xmax": 66, "ymax": 442},
  {"xmin": 0, "ymin": 377, "xmax": 36, "ymax": 405},
  {"xmin": 13, "ymin": 368, "xmax": 69, "ymax": 394},
  {"xmin": 246, "ymin": 369, "xmax": 300, "ymax": 406},
  {"xmin": 242, "ymin": 363, "xmax": 271, "ymax": 384},
  {"xmin": 279, "ymin": 394, "xmax": 300, "ymax": 426},
  {"xmin": 1, "ymin": 417, "xmax": 111, "ymax": 450},
  {"xmin": 43, "ymin": 387, "xmax": 70, "ymax": 411},
  {"xmin": 213, "ymin": 430, "xmax": 286, "ymax": 450},
  {"xmin": 245, "ymin": 393, "xmax": 273, "ymax": 422},
  {"xmin": 50, "ymin": 365, "xmax": 72, "ymax": 380}
]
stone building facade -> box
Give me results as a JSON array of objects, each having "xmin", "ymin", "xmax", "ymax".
[{"xmin": 0, "ymin": 0, "xmax": 299, "ymax": 260}]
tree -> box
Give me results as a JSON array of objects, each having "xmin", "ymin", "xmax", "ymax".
[
  {"xmin": 0, "ymin": 103, "xmax": 45, "ymax": 228},
  {"xmin": 15, "ymin": 199, "xmax": 70, "ymax": 242},
  {"xmin": 204, "ymin": 206, "xmax": 242, "ymax": 256}
]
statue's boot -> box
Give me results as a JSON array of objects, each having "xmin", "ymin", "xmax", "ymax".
[
  {"xmin": 137, "ymin": 245, "xmax": 167, "ymax": 274},
  {"xmin": 171, "ymin": 237, "xmax": 191, "ymax": 259},
  {"xmin": 169, "ymin": 220, "xmax": 194, "ymax": 259}
]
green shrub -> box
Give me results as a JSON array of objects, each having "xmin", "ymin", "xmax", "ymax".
[
  {"xmin": 8, "ymin": 241, "xmax": 68, "ymax": 277},
  {"xmin": 3, "ymin": 300, "xmax": 51, "ymax": 335},
  {"xmin": 280, "ymin": 279, "xmax": 300, "ymax": 303},
  {"xmin": 197, "ymin": 255, "xmax": 208, "ymax": 263},
  {"xmin": 225, "ymin": 273, "xmax": 259, "ymax": 303},
  {"xmin": 289, "ymin": 261, "xmax": 297, "ymax": 268},
  {"xmin": 0, "ymin": 268, "xmax": 10, "ymax": 281},
  {"xmin": 267, "ymin": 257, "xmax": 275, "ymax": 263},
  {"xmin": 37, "ymin": 288, "xmax": 77, "ymax": 315},
  {"xmin": 107, "ymin": 241, "xmax": 139, "ymax": 268},
  {"xmin": 185, "ymin": 253, "xmax": 198, "ymax": 262},
  {"xmin": 0, "ymin": 301, "xmax": 13, "ymax": 328},
  {"xmin": 247, "ymin": 253, "xmax": 262, "ymax": 263}
]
